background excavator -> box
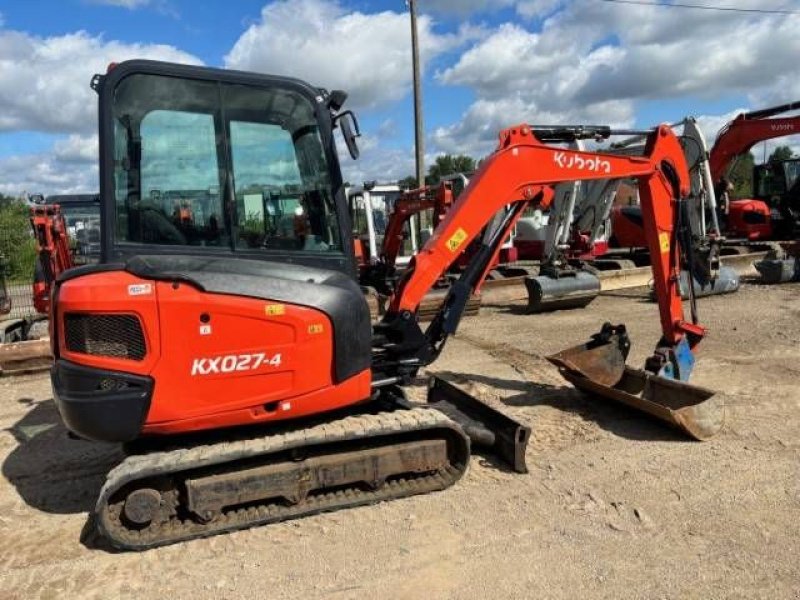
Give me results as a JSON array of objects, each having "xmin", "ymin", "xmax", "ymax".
[
  {"xmin": 0, "ymin": 202, "xmax": 80, "ymax": 343},
  {"xmin": 50, "ymin": 60, "xmax": 721, "ymax": 551},
  {"xmin": 355, "ymin": 173, "xmax": 526, "ymax": 297},
  {"xmin": 709, "ymin": 101, "xmax": 800, "ymax": 241},
  {"xmin": 613, "ymin": 102, "xmax": 800, "ymax": 273},
  {"xmin": 356, "ymin": 179, "xmax": 455, "ymax": 294},
  {"xmin": 31, "ymin": 203, "xmax": 76, "ymax": 315},
  {"xmin": 347, "ymin": 182, "xmax": 414, "ymax": 272},
  {"xmin": 523, "ymin": 137, "xmax": 631, "ymax": 312},
  {"xmin": 611, "ymin": 119, "xmax": 741, "ymax": 298}
]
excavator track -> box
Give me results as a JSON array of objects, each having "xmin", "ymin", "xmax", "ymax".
[{"xmin": 96, "ymin": 408, "xmax": 469, "ymax": 551}]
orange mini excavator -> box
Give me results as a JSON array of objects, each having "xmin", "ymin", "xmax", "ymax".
[
  {"xmin": 51, "ymin": 61, "xmax": 722, "ymax": 550},
  {"xmin": 31, "ymin": 203, "xmax": 75, "ymax": 315}
]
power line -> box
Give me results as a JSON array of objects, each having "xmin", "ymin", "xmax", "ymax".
[{"xmin": 598, "ymin": 0, "xmax": 800, "ymax": 15}]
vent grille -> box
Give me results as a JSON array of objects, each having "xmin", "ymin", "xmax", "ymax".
[{"xmin": 64, "ymin": 314, "xmax": 146, "ymax": 361}]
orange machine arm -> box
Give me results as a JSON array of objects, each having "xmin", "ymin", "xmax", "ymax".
[
  {"xmin": 387, "ymin": 124, "xmax": 700, "ymax": 351},
  {"xmin": 709, "ymin": 101, "xmax": 800, "ymax": 181},
  {"xmin": 31, "ymin": 204, "xmax": 75, "ymax": 314},
  {"xmin": 380, "ymin": 182, "xmax": 454, "ymax": 268}
]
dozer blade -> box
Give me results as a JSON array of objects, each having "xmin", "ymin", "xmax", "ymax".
[
  {"xmin": 427, "ymin": 376, "xmax": 531, "ymax": 473},
  {"xmin": 547, "ymin": 339, "xmax": 723, "ymax": 441}
]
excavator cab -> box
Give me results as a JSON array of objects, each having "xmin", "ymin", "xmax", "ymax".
[
  {"xmin": 52, "ymin": 60, "xmax": 375, "ymax": 444},
  {"xmin": 96, "ymin": 62, "xmax": 356, "ymax": 270},
  {"xmin": 753, "ymin": 158, "xmax": 800, "ymax": 234}
]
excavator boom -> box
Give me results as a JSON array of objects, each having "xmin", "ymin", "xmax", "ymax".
[{"xmin": 379, "ymin": 123, "xmax": 721, "ymax": 439}]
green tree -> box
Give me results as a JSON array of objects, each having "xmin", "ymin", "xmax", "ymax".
[
  {"xmin": 397, "ymin": 175, "xmax": 418, "ymax": 190},
  {"xmin": 768, "ymin": 145, "xmax": 796, "ymax": 162},
  {"xmin": 0, "ymin": 200, "xmax": 37, "ymax": 282},
  {"xmin": 0, "ymin": 193, "xmax": 20, "ymax": 209},
  {"xmin": 426, "ymin": 154, "xmax": 476, "ymax": 185},
  {"xmin": 728, "ymin": 152, "xmax": 755, "ymax": 199}
]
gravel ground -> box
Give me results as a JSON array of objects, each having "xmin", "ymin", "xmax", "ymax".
[{"xmin": 1, "ymin": 280, "xmax": 798, "ymax": 599}]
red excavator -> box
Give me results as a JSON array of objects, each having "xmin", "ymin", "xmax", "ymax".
[
  {"xmin": 613, "ymin": 101, "xmax": 800, "ymax": 246},
  {"xmin": 31, "ymin": 204, "xmax": 75, "ymax": 314},
  {"xmin": 710, "ymin": 101, "xmax": 800, "ymax": 240},
  {"xmin": 0, "ymin": 203, "xmax": 76, "ymax": 342},
  {"xmin": 358, "ymin": 175, "xmax": 525, "ymax": 295},
  {"xmin": 50, "ymin": 60, "xmax": 721, "ymax": 550},
  {"xmin": 359, "ymin": 180, "xmax": 455, "ymax": 293}
]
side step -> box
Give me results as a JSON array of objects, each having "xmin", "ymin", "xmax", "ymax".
[{"xmin": 427, "ymin": 376, "xmax": 531, "ymax": 473}]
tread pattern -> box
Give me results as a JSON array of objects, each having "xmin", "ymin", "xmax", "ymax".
[{"xmin": 97, "ymin": 408, "xmax": 470, "ymax": 550}]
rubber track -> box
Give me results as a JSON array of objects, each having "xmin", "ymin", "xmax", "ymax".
[{"xmin": 96, "ymin": 408, "xmax": 469, "ymax": 551}]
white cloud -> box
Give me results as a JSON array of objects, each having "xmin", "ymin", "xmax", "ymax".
[
  {"xmin": 0, "ymin": 26, "xmax": 200, "ymax": 195},
  {"xmin": 430, "ymin": 96, "xmax": 634, "ymax": 158},
  {"xmin": 0, "ymin": 29, "xmax": 202, "ymax": 134},
  {"xmin": 224, "ymin": 0, "xmax": 466, "ymax": 111},
  {"xmin": 0, "ymin": 149, "xmax": 99, "ymax": 197},
  {"xmin": 431, "ymin": 18, "xmax": 635, "ymax": 156},
  {"xmin": 515, "ymin": 0, "xmax": 563, "ymax": 19},
  {"xmin": 429, "ymin": 0, "xmax": 800, "ymax": 158},
  {"xmin": 53, "ymin": 134, "xmax": 99, "ymax": 164}
]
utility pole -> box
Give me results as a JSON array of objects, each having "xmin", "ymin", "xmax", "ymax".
[{"xmin": 408, "ymin": 0, "xmax": 425, "ymax": 187}]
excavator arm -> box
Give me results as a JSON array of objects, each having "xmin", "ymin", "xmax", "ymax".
[
  {"xmin": 375, "ymin": 123, "xmax": 722, "ymax": 440},
  {"xmin": 380, "ymin": 182, "xmax": 454, "ymax": 269},
  {"xmin": 31, "ymin": 204, "xmax": 75, "ymax": 314},
  {"xmin": 389, "ymin": 124, "xmax": 693, "ymax": 343}
]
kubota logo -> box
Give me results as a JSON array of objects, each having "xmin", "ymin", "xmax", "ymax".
[
  {"xmin": 770, "ymin": 123, "xmax": 795, "ymax": 132},
  {"xmin": 190, "ymin": 352, "xmax": 282, "ymax": 376},
  {"xmin": 553, "ymin": 151, "xmax": 612, "ymax": 174}
]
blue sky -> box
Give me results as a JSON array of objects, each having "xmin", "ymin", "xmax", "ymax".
[{"xmin": 0, "ymin": 0, "xmax": 798, "ymax": 194}]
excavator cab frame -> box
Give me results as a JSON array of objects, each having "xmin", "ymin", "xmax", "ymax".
[{"xmin": 93, "ymin": 60, "xmax": 359, "ymax": 277}]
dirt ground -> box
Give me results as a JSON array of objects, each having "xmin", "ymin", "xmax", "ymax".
[{"xmin": 1, "ymin": 281, "xmax": 799, "ymax": 599}]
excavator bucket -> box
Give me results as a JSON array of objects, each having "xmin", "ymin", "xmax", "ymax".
[
  {"xmin": 546, "ymin": 331, "xmax": 723, "ymax": 440},
  {"xmin": 525, "ymin": 270, "xmax": 601, "ymax": 313}
]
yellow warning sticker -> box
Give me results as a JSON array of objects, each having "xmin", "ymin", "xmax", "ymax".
[
  {"xmin": 446, "ymin": 228, "xmax": 469, "ymax": 253},
  {"xmin": 658, "ymin": 232, "xmax": 670, "ymax": 254},
  {"xmin": 308, "ymin": 323, "xmax": 324, "ymax": 334},
  {"xmin": 265, "ymin": 304, "xmax": 286, "ymax": 316}
]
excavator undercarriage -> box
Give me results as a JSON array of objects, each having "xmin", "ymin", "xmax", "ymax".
[{"xmin": 99, "ymin": 407, "xmax": 469, "ymax": 550}]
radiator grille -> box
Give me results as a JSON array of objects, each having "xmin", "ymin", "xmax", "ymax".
[{"xmin": 64, "ymin": 313, "xmax": 146, "ymax": 361}]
